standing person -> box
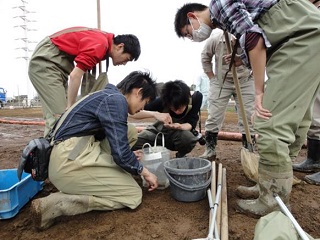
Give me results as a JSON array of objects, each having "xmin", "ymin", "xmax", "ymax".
[
  {"xmin": 200, "ymin": 29, "xmax": 255, "ymax": 159},
  {"xmin": 293, "ymin": 0, "xmax": 320, "ymax": 185},
  {"xmin": 22, "ymin": 98, "xmax": 27, "ymax": 109},
  {"xmin": 31, "ymin": 71, "xmax": 158, "ymax": 230},
  {"xmin": 28, "ymin": 26, "xmax": 141, "ymax": 136},
  {"xmin": 195, "ymin": 72, "xmax": 209, "ymax": 110},
  {"xmin": 293, "ymin": 93, "xmax": 320, "ymax": 184},
  {"xmin": 131, "ymin": 80, "xmax": 203, "ymax": 158},
  {"xmin": 174, "ymin": 1, "xmax": 320, "ymax": 217}
]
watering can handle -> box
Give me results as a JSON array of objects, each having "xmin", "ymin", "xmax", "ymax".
[
  {"xmin": 154, "ymin": 132, "xmax": 165, "ymax": 147},
  {"xmin": 142, "ymin": 143, "xmax": 152, "ymax": 150}
]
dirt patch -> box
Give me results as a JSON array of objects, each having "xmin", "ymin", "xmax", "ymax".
[{"xmin": 0, "ymin": 107, "xmax": 319, "ymax": 240}]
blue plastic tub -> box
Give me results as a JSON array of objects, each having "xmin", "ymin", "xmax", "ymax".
[{"xmin": 0, "ymin": 169, "xmax": 43, "ymax": 219}]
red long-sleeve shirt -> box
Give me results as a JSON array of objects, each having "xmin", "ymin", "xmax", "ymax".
[{"xmin": 50, "ymin": 27, "xmax": 114, "ymax": 71}]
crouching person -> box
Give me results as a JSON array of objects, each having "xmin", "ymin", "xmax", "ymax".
[{"xmin": 31, "ymin": 71, "xmax": 159, "ymax": 230}]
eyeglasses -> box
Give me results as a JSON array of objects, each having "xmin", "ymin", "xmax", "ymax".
[{"xmin": 184, "ymin": 19, "xmax": 193, "ymax": 40}]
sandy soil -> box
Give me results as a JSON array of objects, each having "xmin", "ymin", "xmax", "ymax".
[{"xmin": 0, "ymin": 107, "xmax": 319, "ymax": 240}]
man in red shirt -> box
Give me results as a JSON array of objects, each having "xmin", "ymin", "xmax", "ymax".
[{"xmin": 28, "ymin": 27, "xmax": 141, "ymax": 136}]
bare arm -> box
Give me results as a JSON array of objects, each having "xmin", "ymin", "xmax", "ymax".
[
  {"xmin": 67, "ymin": 67, "xmax": 85, "ymax": 109},
  {"xmin": 130, "ymin": 110, "xmax": 172, "ymax": 124},
  {"xmin": 163, "ymin": 122, "xmax": 192, "ymax": 131},
  {"xmin": 248, "ymin": 37, "xmax": 272, "ymax": 120}
]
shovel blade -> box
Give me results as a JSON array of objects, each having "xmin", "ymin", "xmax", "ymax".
[{"xmin": 240, "ymin": 147, "xmax": 259, "ymax": 182}]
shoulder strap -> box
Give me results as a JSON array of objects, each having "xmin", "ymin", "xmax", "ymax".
[
  {"xmin": 49, "ymin": 27, "xmax": 92, "ymax": 38},
  {"xmin": 49, "ymin": 90, "xmax": 105, "ymax": 144}
]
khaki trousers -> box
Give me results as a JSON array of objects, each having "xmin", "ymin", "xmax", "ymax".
[
  {"xmin": 49, "ymin": 124, "xmax": 142, "ymax": 211},
  {"xmin": 206, "ymin": 75, "xmax": 255, "ymax": 134},
  {"xmin": 255, "ymin": 0, "xmax": 320, "ymax": 172}
]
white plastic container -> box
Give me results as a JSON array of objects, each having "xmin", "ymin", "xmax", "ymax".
[
  {"xmin": 141, "ymin": 148, "xmax": 170, "ymax": 189},
  {"xmin": 141, "ymin": 133, "xmax": 170, "ymax": 190}
]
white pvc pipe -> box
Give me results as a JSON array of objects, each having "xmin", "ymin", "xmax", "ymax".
[{"xmin": 274, "ymin": 194, "xmax": 310, "ymax": 240}]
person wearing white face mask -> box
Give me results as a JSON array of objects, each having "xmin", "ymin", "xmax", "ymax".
[
  {"xmin": 174, "ymin": 1, "xmax": 320, "ymax": 218},
  {"xmin": 185, "ymin": 16, "xmax": 213, "ymax": 42}
]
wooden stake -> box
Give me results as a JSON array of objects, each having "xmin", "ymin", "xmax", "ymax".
[{"xmin": 221, "ymin": 168, "xmax": 229, "ymax": 240}]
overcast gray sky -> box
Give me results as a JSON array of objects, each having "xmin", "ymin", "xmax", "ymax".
[{"xmin": 0, "ymin": 0, "xmax": 210, "ymax": 99}]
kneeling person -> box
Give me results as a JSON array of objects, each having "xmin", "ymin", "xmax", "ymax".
[{"xmin": 31, "ymin": 71, "xmax": 158, "ymax": 230}]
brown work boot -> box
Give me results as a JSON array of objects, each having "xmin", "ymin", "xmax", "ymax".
[
  {"xmin": 236, "ymin": 169, "xmax": 292, "ymax": 218},
  {"xmin": 236, "ymin": 184, "xmax": 259, "ymax": 199},
  {"xmin": 31, "ymin": 192, "xmax": 90, "ymax": 230}
]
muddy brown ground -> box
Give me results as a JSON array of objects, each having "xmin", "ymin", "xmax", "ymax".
[{"xmin": 0, "ymin": 108, "xmax": 319, "ymax": 240}]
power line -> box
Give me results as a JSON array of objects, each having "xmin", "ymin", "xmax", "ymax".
[{"xmin": 13, "ymin": 0, "xmax": 37, "ymax": 102}]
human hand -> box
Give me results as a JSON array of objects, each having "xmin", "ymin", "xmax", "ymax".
[
  {"xmin": 209, "ymin": 77, "xmax": 217, "ymax": 82},
  {"xmin": 223, "ymin": 54, "xmax": 243, "ymax": 67},
  {"xmin": 254, "ymin": 93, "xmax": 272, "ymax": 120},
  {"xmin": 155, "ymin": 112, "xmax": 172, "ymax": 124},
  {"xmin": 141, "ymin": 168, "xmax": 158, "ymax": 191},
  {"xmin": 133, "ymin": 150, "xmax": 143, "ymax": 161}
]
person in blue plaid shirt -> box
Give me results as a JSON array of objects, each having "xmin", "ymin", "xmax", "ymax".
[{"xmin": 174, "ymin": 0, "xmax": 320, "ymax": 218}]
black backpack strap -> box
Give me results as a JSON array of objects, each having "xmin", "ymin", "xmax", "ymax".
[
  {"xmin": 105, "ymin": 55, "xmax": 109, "ymax": 73},
  {"xmin": 17, "ymin": 139, "xmax": 40, "ymax": 181},
  {"xmin": 218, "ymin": 36, "xmax": 240, "ymax": 97}
]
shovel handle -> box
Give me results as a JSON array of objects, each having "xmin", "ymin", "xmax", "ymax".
[{"xmin": 223, "ymin": 31, "xmax": 253, "ymax": 145}]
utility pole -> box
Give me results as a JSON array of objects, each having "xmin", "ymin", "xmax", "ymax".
[{"xmin": 13, "ymin": 0, "xmax": 37, "ymax": 107}]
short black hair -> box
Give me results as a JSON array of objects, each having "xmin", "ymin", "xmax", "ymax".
[
  {"xmin": 113, "ymin": 34, "xmax": 141, "ymax": 61},
  {"xmin": 161, "ymin": 80, "xmax": 190, "ymax": 110},
  {"xmin": 174, "ymin": 3, "xmax": 208, "ymax": 38},
  {"xmin": 117, "ymin": 71, "xmax": 157, "ymax": 101}
]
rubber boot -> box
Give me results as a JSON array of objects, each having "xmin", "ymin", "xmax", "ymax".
[
  {"xmin": 236, "ymin": 175, "xmax": 302, "ymax": 199},
  {"xmin": 242, "ymin": 134, "xmax": 256, "ymax": 151},
  {"xmin": 293, "ymin": 138, "xmax": 320, "ymax": 172},
  {"xmin": 236, "ymin": 169, "xmax": 293, "ymax": 218},
  {"xmin": 304, "ymin": 172, "xmax": 320, "ymax": 185},
  {"xmin": 199, "ymin": 132, "xmax": 218, "ymax": 159},
  {"xmin": 236, "ymin": 184, "xmax": 259, "ymax": 199},
  {"xmin": 31, "ymin": 192, "xmax": 90, "ymax": 230}
]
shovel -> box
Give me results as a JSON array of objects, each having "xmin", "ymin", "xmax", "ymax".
[{"xmin": 223, "ymin": 31, "xmax": 259, "ymax": 183}]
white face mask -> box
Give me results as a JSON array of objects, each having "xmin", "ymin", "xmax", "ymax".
[{"xmin": 190, "ymin": 17, "xmax": 212, "ymax": 42}]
